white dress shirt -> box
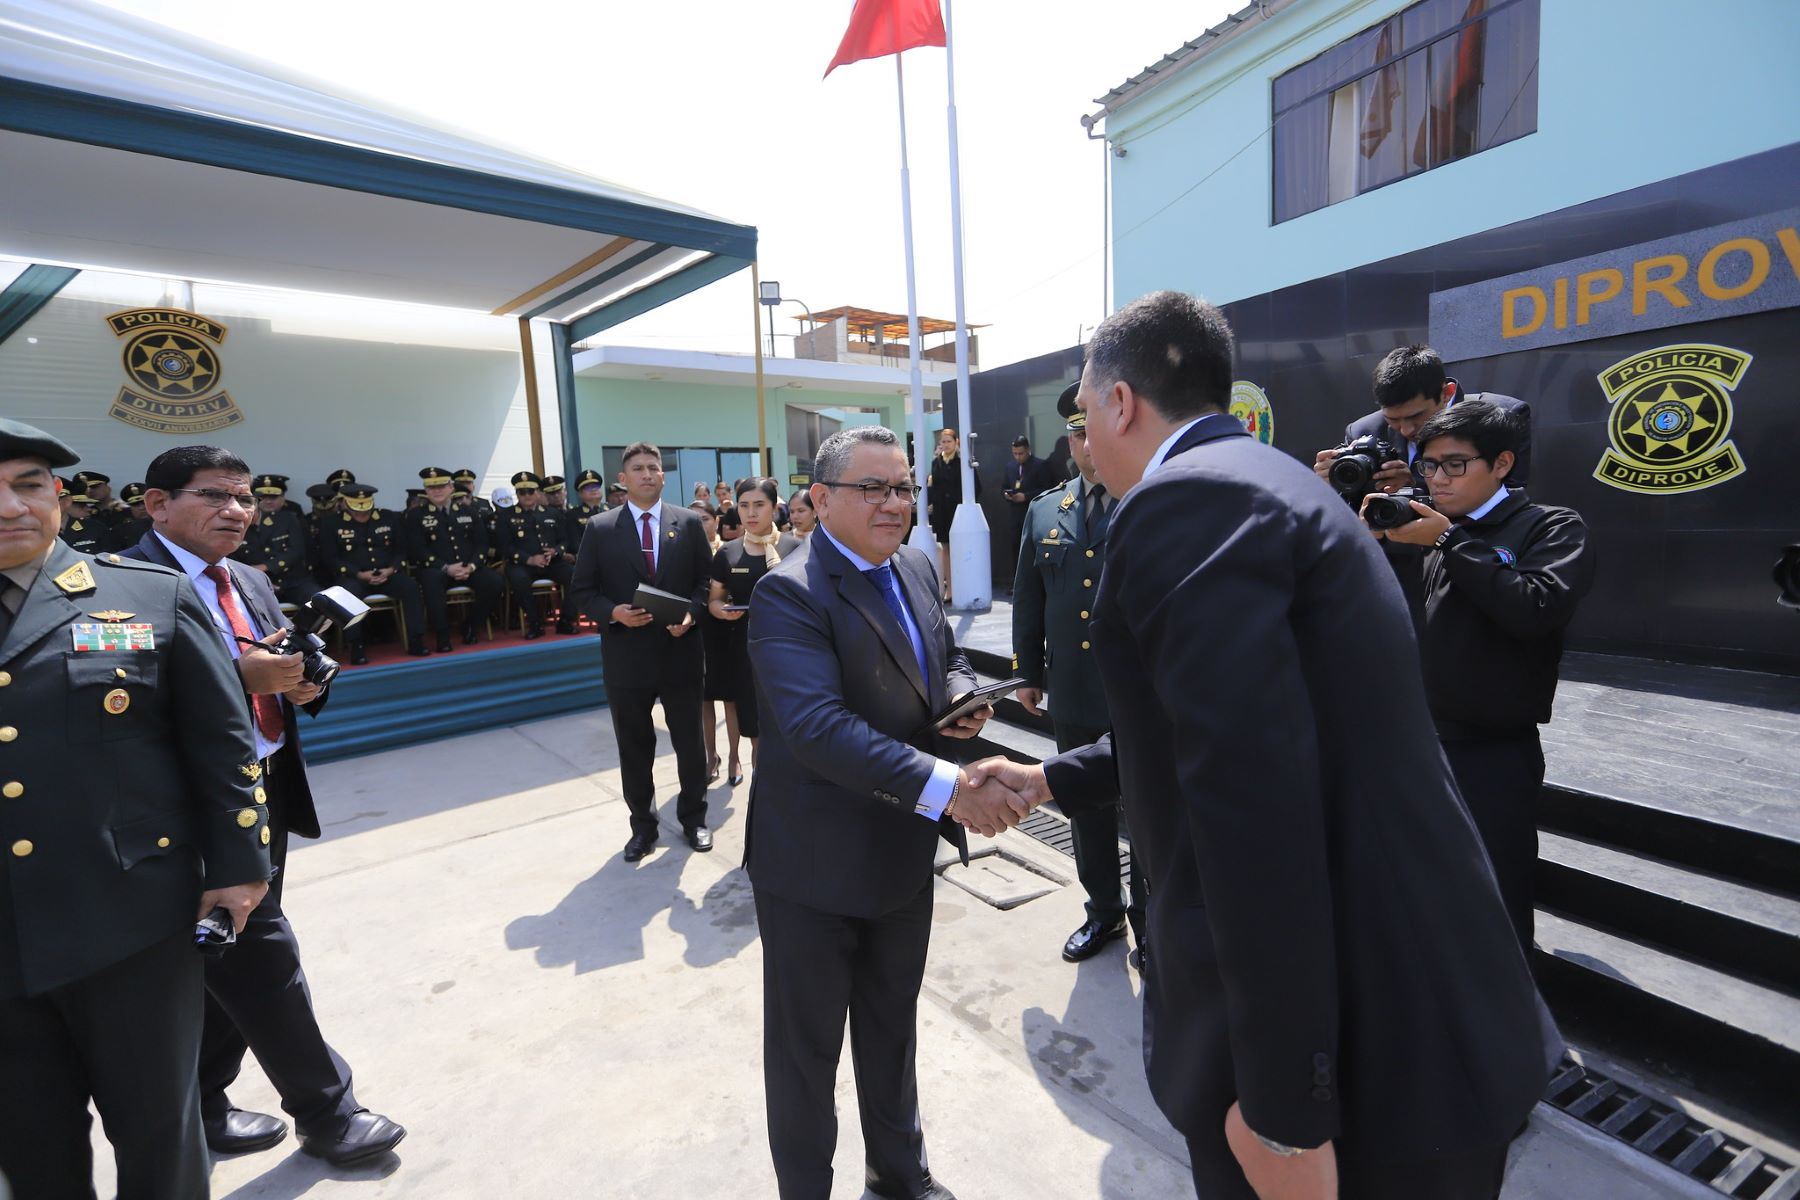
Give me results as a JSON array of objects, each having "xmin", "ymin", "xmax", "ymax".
[{"xmin": 626, "ymin": 499, "xmax": 664, "ymax": 574}]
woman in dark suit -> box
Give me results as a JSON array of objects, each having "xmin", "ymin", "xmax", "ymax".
[
  {"xmin": 693, "ymin": 500, "xmax": 728, "ymax": 782},
  {"xmin": 706, "ymin": 478, "xmax": 801, "ymax": 786},
  {"xmin": 924, "ymin": 427, "xmax": 974, "ymax": 601}
]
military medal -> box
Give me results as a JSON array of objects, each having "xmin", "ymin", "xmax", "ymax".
[
  {"xmin": 71, "ymin": 622, "xmax": 156, "ymax": 651},
  {"xmin": 102, "ymin": 688, "xmax": 131, "ymax": 715}
]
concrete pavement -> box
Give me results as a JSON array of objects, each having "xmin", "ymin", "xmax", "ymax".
[{"xmin": 90, "ymin": 709, "xmax": 1707, "ymax": 1197}]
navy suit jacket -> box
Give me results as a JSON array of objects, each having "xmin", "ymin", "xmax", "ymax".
[
  {"xmin": 745, "ymin": 532, "xmax": 973, "ymax": 918},
  {"xmin": 1044, "ymin": 413, "xmax": 1558, "ymax": 1158},
  {"xmin": 125, "ymin": 531, "xmax": 327, "ymax": 839},
  {"xmin": 1344, "ymin": 385, "xmax": 1533, "ymax": 487}
]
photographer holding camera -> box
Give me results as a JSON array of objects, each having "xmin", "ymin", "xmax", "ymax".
[
  {"xmin": 1317, "ymin": 345, "xmax": 1532, "ymax": 623},
  {"xmin": 1359, "ymin": 402, "xmax": 1594, "ymax": 948},
  {"xmin": 129, "ymin": 446, "xmax": 406, "ymax": 1165}
]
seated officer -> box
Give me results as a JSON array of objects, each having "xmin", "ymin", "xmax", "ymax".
[
  {"xmin": 496, "ymin": 471, "xmax": 576, "ymax": 638},
  {"xmin": 57, "ymin": 484, "xmax": 107, "ymax": 555},
  {"xmin": 566, "ymin": 468, "xmax": 608, "ymax": 559},
  {"xmin": 232, "ymin": 475, "xmax": 321, "ymax": 607},
  {"xmin": 405, "ymin": 467, "xmax": 501, "ymax": 651},
  {"xmin": 1364, "ymin": 399, "xmax": 1594, "ymax": 949},
  {"xmin": 452, "ymin": 469, "xmax": 494, "ymax": 521},
  {"xmin": 106, "ymin": 481, "xmax": 153, "ymax": 551},
  {"xmin": 321, "ymin": 483, "xmax": 428, "ymax": 661}
]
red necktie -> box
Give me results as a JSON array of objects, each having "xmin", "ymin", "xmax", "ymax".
[
  {"xmin": 203, "ymin": 564, "xmax": 285, "ymax": 744},
  {"xmin": 640, "ymin": 512, "xmax": 656, "ymax": 576}
]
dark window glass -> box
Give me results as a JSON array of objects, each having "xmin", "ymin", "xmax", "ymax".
[{"xmin": 1271, "ymin": 0, "xmax": 1537, "ymax": 223}]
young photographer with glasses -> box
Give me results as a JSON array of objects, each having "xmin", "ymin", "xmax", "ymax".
[{"xmin": 1363, "ymin": 400, "xmax": 1595, "ymax": 948}]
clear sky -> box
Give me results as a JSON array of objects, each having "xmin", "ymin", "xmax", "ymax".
[{"xmin": 97, "ymin": 0, "xmax": 1233, "ymax": 371}]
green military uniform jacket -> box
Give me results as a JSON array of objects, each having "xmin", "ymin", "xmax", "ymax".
[
  {"xmin": 1011, "ymin": 476, "xmax": 1113, "ymax": 731},
  {"xmin": 0, "ymin": 543, "xmax": 272, "ymax": 998}
]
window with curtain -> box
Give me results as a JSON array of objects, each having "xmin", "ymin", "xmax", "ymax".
[{"xmin": 1272, "ymin": 0, "xmax": 1539, "ymax": 224}]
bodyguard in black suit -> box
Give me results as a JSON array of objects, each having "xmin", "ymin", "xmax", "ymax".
[
  {"xmin": 568, "ymin": 442, "xmax": 715, "ymax": 858},
  {"xmin": 1000, "ymin": 435, "xmax": 1060, "ymax": 555},
  {"xmin": 0, "ymin": 422, "xmax": 272, "ymax": 1200},
  {"xmin": 972, "ymin": 295, "xmax": 1557, "ymax": 1200},
  {"xmin": 131, "ymin": 445, "xmax": 405, "ymax": 1166},
  {"xmin": 746, "ymin": 425, "xmax": 1027, "ymax": 1200}
]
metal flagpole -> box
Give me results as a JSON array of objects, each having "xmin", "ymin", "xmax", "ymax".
[
  {"xmin": 896, "ymin": 54, "xmax": 935, "ymax": 556},
  {"xmin": 943, "ymin": 0, "xmax": 989, "ymax": 609}
]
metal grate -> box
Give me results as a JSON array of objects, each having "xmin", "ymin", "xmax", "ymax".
[
  {"xmin": 1016, "ymin": 807, "xmax": 1134, "ymax": 887},
  {"xmin": 1544, "ymin": 1058, "xmax": 1797, "ymax": 1197}
]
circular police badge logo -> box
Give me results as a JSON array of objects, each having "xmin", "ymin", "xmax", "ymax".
[
  {"xmin": 1593, "ymin": 344, "xmax": 1750, "ymax": 495},
  {"xmin": 105, "ymin": 309, "xmax": 244, "ymax": 436},
  {"xmin": 124, "ymin": 329, "xmax": 220, "ymax": 397},
  {"xmin": 1229, "ymin": 381, "xmax": 1275, "ymax": 445}
]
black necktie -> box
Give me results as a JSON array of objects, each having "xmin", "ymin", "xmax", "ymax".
[{"xmin": 1087, "ymin": 486, "xmax": 1111, "ymax": 537}]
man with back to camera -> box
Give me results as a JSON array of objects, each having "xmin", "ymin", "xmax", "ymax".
[
  {"xmin": 967, "ymin": 292, "xmax": 1558, "ymax": 1200},
  {"xmin": 128, "ymin": 445, "xmax": 406, "ymax": 1165},
  {"xmin": 1315, "ymin": 345, "xmax": 1532, "ymax": 623},
  {"xmin": 0, "ymin": 420, "xmax": 271, "ymax": 1199},
  {"xmin": 1011, "ymin": 384, "xmax": 1145, "ymax": 967},
  {"xmin": 568, "ymin": 441, "xmax": 716, "ymax": 859},
  {"xmin": 746, "ymin": 425, "xmax": 1025, "ymax": 1200},
  {"xmin": 1362, "ymin": 399, "xmax": 1594, "ymax": 948}
]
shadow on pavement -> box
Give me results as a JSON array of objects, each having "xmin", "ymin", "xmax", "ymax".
[{"xmin": 216, "ymin": 1146, "xmax": 401, "ymax": 1199}]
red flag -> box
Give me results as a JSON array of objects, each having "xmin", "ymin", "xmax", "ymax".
[{"xmin": 823, "ymin": 0, "xmax": 946, "ymax": 78}]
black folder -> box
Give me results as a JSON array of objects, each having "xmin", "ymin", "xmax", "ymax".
[{"xmin": 633, "ymin": 583, "xmax": 694, "ymax": 626}]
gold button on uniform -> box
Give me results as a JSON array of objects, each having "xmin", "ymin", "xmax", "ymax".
[
  {"xmin": 1082, "ymin": 578, "xmax": 1093, "ymax": 588},
  {"xmin": 2, "ymin": 782, "xmax": 21, "ymax": 799},
  {"xmin": 0, "ymin": 727, "xmax": 15, "ymax": 742},
  {"xmin": 261, "ymin": 826, "xmax": 272, "ymax": 846},
  {"xmin": 1085, "ymin": 550, "xmax": 1095, "ymax": 558},
  {"xmin": 254, "ymin": 787, "xmax": 267, "ymax": 805},
  {"xmin": 157, "ymin": 836, "xmax": 171, "ymax": 849},
  {"xmin": 1081, "ymin": 641, "xmax": 1091, "ymax": 650},
  {"xmin": 115, "ymin": 668, "xmax": 127, "ymax": 679},
  {"xmin": 236, "ymin": 809, "xmax": 258, "ymax": 829},
  {"xmin": 0, "ymin": 671, "xmax": 11, "ymax": 687},
  {"xmin": 10, "ymin": 839, "xmax": 31, "ymax": 857},
  {"xmin": 1080, "ymin": 611, "xmax": 1090, "ymax": 619}
]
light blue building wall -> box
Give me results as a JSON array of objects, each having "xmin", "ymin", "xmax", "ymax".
[{"xmin": 1106, "ymin": 0, "xmax": 1800, "ymax": 307}]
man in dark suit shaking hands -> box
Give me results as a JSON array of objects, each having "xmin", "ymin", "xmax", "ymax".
[
  {"xmin": 970, "ymin": 294, "xmax": 1557, "ymax": 1200},
  {"xmin": 746, "ymin": 426, "xmax": 1029, "ymax": 1200},
  {"xmin": 569, "ymin": 441, "xmax": 714, "ymax": 858}
]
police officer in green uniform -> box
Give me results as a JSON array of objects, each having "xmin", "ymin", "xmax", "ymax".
[
  {"xmin": 495, "ymin": 471, "xmax": 576, "ymax": 638},
  {"xmin": 406, "ymin": 467, "xmax": 501, "ymax": 651},
  {"xmin": 233, "ymin": 475, "xmax": 322, "ymax": 607},
  {"xmin": 0, "ymin": 420, "xmax": 272, "ymax": 1198},
  {"xmin": 106, "ymin": 481, "xmax": 153, "ymax": 552},
  {"xmin": 57, "ymin": 484, "xmax": 107, "ymax": 556},
  {"xmin": 321, "ymin": 483, "xmax": 429, "ymax": 662},
  {"xmin": 1012, "ymin": 384, "xmax": 1146, "ymax": 965}
]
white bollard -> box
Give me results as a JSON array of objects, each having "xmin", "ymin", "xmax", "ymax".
[{"xmin": 947, "ymin": 501, "xmax": 991, "ymax": 611}]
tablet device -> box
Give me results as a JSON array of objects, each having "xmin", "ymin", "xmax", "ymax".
[
  {"xmin": 722, "ymin": 604, "xmax": 751, "ymax": 613},
  {"xmin": 923, "ymin": 677, "xmax": 1026, "ymax": 734}
]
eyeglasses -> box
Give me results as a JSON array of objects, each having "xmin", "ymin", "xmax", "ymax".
[
  {"xmin": 170, "ymin": 488, "xmax": 259, "ymax": 510},
  {"xmin": 817, "ymin": 480, "xmax": 920, "ymax": 505},
  {"xmin": 1415, "ymin": 456, "xmax": 1486, "ymax": 478}
]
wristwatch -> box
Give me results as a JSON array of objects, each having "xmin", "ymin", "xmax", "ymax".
[
  {"xmin": 1432, "ymin": 526, "xmax": 1461, "ymax": 550},
  {"xmin": 1254, "ymin": 1132, "xmax": 1308, "ymax": 1157}
]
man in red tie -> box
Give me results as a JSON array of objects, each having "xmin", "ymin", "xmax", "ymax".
[
  {"xmin": 128, "ymin": 445, "xmax": 406, "ymax": 1166},
  {"xmin": 569, "ymin": 441, "xmax": 716, "ymax": 860}
]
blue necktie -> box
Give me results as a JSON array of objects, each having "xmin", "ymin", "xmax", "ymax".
[{"xmin": 864, "ymin": 564, "xmax": 928, "ymax": 682}]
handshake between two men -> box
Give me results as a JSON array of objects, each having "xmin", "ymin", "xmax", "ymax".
[{"xmin": 935, "ymin": 701, "xmax": 1054, "ymax": 838}]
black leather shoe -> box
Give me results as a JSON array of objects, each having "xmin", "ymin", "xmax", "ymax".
[
  {"xmin": 349, "ymin": 643, "xmax": 369, "ymax": 666},
  {"xmin": 461, "ymin": 620, "xmax": 479, "ymax": 645},
  {"xmin": 685, "ymin": 825, "xmax": 714, "ymax": 852},
  {"xmin": 1062, "ymin": 917, "xmax": 1128, "ymax": 963},
  {"xmin": 523, "ymin": 625, "xmax": 544, "ymax": 640},
  {"xmin": 556, "ymin": 621, "xmax": 577, "ymax": 635},
  {"xmin": 868, "ymin": 1173, "xmax": 957, "ymax": 1200},
  {"xmin": 407, "ymin": 638, "xmax": 430, "ymax": 657},
  {"xmin": 204, "ymin": 1107, "xmax": 288, "ymax": 1155},
  {"xmin": 623, "ymin": 832, "xmax": 658, "ymax": 862},
  {"xmin": 435, "ymin": 634, "xmax": 454, "ymax": 653},
  {"xmin": 299, "ymin": 1109, "xmax": 406, "ymax": 1166}
]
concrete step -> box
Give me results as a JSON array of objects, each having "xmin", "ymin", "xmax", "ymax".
[
  {"xmin": 1533, "ymin": 909, "xmax": 1800, "ymax": 1140},
  {"xmin": 1537, "ymin": 831, "xmax": 1800, "ymax": 994}
]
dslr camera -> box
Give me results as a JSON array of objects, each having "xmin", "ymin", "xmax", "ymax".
[
  {"xmin": 273, "ymin": 586, "xmax": 370, "ymax": 687},
  {"xmin": 1328, "ymin": 434, "xmax": 1402, "ymax": 501},
  {"xmin": 1363, "ymin": 487, "xmax": 1436, "ymax": 530}
]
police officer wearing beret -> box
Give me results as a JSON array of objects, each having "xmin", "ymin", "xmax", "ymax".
[
  {"xmin": 232, "ymin": 474, "xmax": 323, "ymax": 608},
  {"xmin": 495, "ymin": 471, "xmax": 576, "ymax": 638},
  {"xmin": 1012, "ymin": 384, "xmax": 1146, "ymax": 964},
  {"xmin": 406, "ymin": 467, "xmax": 502, "ymax": 651},
  {"xmin": 0, "ymin": 421, "xmax": 272, "ymax": 1198},
  {"xmin": 322, "ymin": 483, "xmax": 429, "ymax": 661}
]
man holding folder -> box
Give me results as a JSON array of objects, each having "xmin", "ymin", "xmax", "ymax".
[{"xmin": 569, "ymin": 441, "xmax": 714, "ymax": 859}]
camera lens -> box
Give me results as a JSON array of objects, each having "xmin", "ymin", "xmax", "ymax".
[{"xmin": 1329, "ymin": 454, "xmax": 1374, "ymax": 492}]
